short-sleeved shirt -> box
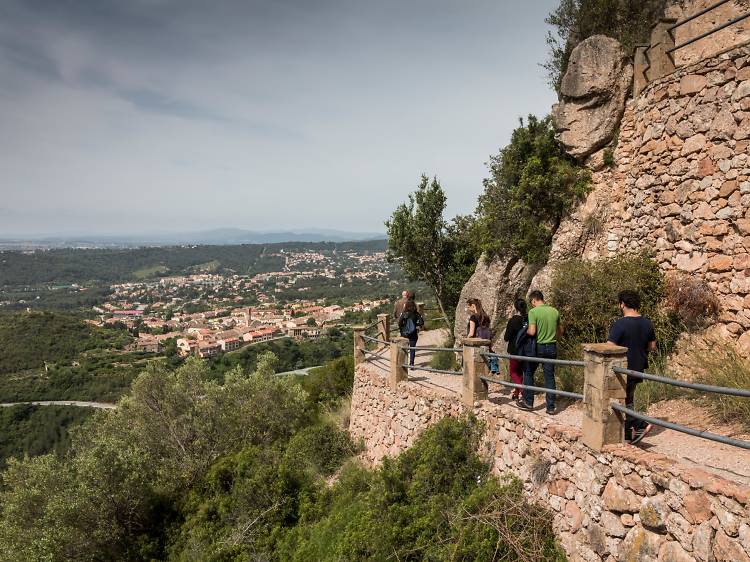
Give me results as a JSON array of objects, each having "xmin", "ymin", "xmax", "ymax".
[
  {"xmin": 504, "ymin": 314, "xmax": 525, "ymax": 355},
  {"xmin": 608, "ymin": 316, "xmax": 656, "ymax": 372},
  {"xmin": 528, "ymin": 304, "xmax": 559, "ymax": 344}
]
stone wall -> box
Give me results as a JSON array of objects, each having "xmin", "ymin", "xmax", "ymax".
[
  {"xmin": 532, "ymin": 42, "xmax": 750, "ymax": 354},
  {"xmin": 350, "ymin": 364, "xmax": 750, "ymax": 562}
]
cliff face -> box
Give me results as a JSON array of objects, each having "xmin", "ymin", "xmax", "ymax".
[{"xmin": 458, "ymin": 2, "xmax": 750, "ymax": 354}]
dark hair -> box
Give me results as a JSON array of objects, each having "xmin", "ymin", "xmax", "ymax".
[
  {"xmin": 528, "ymin": 290, "xmax": 544, "ymax": 302},
  {"xmin": 406, "ymin": 290, "xmax": 416, "ymax": 300},
  {"xmin": 403, "ymin": 299, "xmax": 417, "ymax": 314},
  {"xmin": 514, "ymin": 298, "xmax": 528, "ymax": 316},
  {"xmin": 618, "ymin": 290, "xmax": 641, "ymax": 310},
  {"xmin": 466, "ymin": 298, "xmax": 490, "ymax": 327}
]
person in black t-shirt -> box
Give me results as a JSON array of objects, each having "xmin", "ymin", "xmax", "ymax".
[
  {"xmin": 607, "ymin": 290, "xmax": 656, "ymax": 445},
  {"xmin": 503, "ymin": 298, "xmax": 527, "ymax": 402}
]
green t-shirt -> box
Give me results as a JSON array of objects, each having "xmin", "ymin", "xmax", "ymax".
[{"xmin": 528, "ymin": 304, "xmax": 559, "ymax": 344}]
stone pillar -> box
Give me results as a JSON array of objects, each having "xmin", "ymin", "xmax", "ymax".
[
  {"xmin": 646, "ymin": 18, "xmax": 677, "ymax": 82},
  {"xmin": 377, "ymin": 313, "xmax": 390, "ymax": 345},
  {"xmin": 389, "ymin": 336, "xmax": 409, "ymax": 390},
  {"xmin": 353, "ymin": 326, "xmax": 365, "ymax": 367},
  {"xmin": 581, "ymin": 343, "xmax": 628, "ymax": 452},
  {"xmin": 633, "ymin": 45, "xmax": 650, "ymax": 97},
  {"xmin": 462, "ymin": 338, "xmax": 490, "ymax": 407}
]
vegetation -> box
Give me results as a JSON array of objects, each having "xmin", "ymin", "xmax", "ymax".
[
  {"xmin": 663, "ymin": 274, "xmax": 720, "ymax": 331},
  {"xmin": 694, "ymin": 346, "xmax": 750, "ymax": 428},
  {"xmin": 544, "ymin": 0, "xmax": 669, "ymax": 90},
  {"xmin": 0, "ymin": 354, "xmax": 564, "ymax": 561},
  {"xmin": 0, "ymin": 405, "xmax": 93, "ymax": 468},
  {"xmin": 548, "ymin": 254, "xmax": 682, "ymax": 391},
  {"xmin": 0, "ymin": 311, "xmax": 131, "ymax": 375},
  {"xmin": 476, "ymin": 115, "xmax": 590, "ymax": 264},
  {"xmin": 386, "ymin": 175, "xmax": 481, "ymax": 325}
]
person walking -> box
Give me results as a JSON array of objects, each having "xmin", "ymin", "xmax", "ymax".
[
  {"xmin": 466, "ymin": 298, "xmax": 498, "ymax": 373},
  {"xmin": 607, "ymin": 289, "xmax": 656, "ymax": 445},
  {"xmin": 519, "ymin": 290, "xmax": 560, "ymax": 415},
  {"xmin": 393, "ymin": 290, "xmax": 409, "ymax": 320},
  {"xmin": 398, "ymin": 295, "xmax": 423, "ymax": 367},
  {"xmin": 504, "ymin": 298, "xmax": 528, "ymax": 403}
]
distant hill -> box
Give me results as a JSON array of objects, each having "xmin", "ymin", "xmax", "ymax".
[
  {"xmin": 0, "ymin": 240, "xmax": 388, "ymax": 285},
  {"xmin": 0, "ymin": 228, "xmax": 385, "ymax": 249}
]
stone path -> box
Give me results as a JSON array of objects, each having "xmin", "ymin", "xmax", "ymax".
[{"xmin": 362, "ymin": 329, "xmax": 750, "ymax": 486}]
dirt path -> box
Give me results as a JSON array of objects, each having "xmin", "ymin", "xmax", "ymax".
[
  {"xmin": 362, "ymin": 330, "xmax": 750, "ymax": 486},
  {"xmin": 0, "ymin": 400, "xmax": 117, "ymax": 410}
]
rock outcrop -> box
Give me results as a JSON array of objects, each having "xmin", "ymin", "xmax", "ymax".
[
  {"xmin": 552, "ymin": 35, "xmax": 633, "ymax": 159},
  {"xmin": 453, "ymin": 255, "xmax": 539, "ymax": 344}
]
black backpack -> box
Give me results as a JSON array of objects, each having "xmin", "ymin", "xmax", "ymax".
[{"xmin": 399, "ymin": 311, "xmax": 422, "ymax": 337}]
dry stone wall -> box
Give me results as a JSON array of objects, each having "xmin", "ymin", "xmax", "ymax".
[{"xmin": 350, "ymin": 364, "xmax": 750, "ymax": 562}]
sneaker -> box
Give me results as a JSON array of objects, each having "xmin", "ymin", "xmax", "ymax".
[
  {"xmin": 630, "ymin": 424, "xmax": 653, "ymax": 445},
  {"xmin": 517, "ymin": 400, "xmax": 533, "ymax": 411},
  {"xmin": 546, "ymin": 406, "xmax": 557, "ymax": 416}
]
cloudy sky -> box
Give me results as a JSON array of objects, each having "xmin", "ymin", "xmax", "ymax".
[{"xmin": 0, "ymin": 0, "xmax": 558, "ymax": 237}]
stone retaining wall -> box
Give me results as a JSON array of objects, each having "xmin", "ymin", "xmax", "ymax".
[{"xmin": 350, "ymin": 365, "xmax": 750, "ymax": 562}]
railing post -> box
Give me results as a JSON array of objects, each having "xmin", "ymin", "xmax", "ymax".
[
  {"xmin": 633, "ymin": 44, "xmax": 650, "ymax": 97},
  {"xmin": 462, "ymin": 338, "xmax": 490, "ymax": 407},
  {"xmin": 646, "ymin": 18, "xmax": 677, "ymax": 82},
  {"xmin": 581, "ymin": 343, "xmax": 628, "ymax": 452},
  {"xmin": 389, "ymin": 336, "xmax": 409, "ymax": 390},
  {"xmin": 416, "ymin": 302, "xmax": 424, "ymax": 316},
  {"xmin": 377, "ymin": 313, "xmax": 390, "ymax": 345},
  {"xmin": 353, "ymin": 326, "xmax": 365, "ymax": 367}
]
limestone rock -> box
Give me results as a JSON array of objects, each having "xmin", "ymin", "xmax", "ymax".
[
  {"xmin": 658, "ymin": 541, "xmax": 695, "ymax": 562},
  {"xmin": 713, "ymin": 529, "xmax": 750, "ymax": 561},
  {"xmin": 619, "ymin": 526, "xmax": 664, "ymax": 562},
  {"xmin": 552, "ymin": 35, "xmax": 633, "ymax": 159},
  {"xmin": 641, "ymin": 496, "xmax": 671, "ymax": 531},
  {"xmin": 453, "ymin": 254, "xmax": 539, "ymax": 345},
  {"xmin": 603, "ymin": 479, "xmax": 642, "ymax": 513}
]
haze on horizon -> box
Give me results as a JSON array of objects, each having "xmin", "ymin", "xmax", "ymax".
[{"xmin": 0, "ymin": 0, "xmax": 558, "ymax": 237}]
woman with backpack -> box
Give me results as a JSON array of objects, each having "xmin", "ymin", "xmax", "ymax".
[
  {"xmin": 466, "ymin": 298, "xmax": 499, "ymax": 373},
  {"xmin": 504, "ymin": 298, "xmax": 528, "ymax": 404},
  {"xmin": 398, "ymin": 294, "xmax": 423, "ymax": 367}
]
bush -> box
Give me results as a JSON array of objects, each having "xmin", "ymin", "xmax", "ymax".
[
  {"xmin": 430, "ymin": 337, "xmax": 460, "ymax": 371},
  {"xmin": 303, "ymin": 355, "xmax": 354, "ymax": 410},
  {"xmin": 476, "ymin": 115, "xmax": 590, "ymax": 264},
  {"xmin": 693, "ymin": 344, "xmax": 750, "ymax": 428},
  {"xmin": 549, "ymin": 254, "xmax": 682, "ymax": 390},
  {"xmin": 664, "ymin": 274, "xmax": 720, "ymax": 331},
  {"xmin": 544, "ymin": 0, "xmax": 669, "ymax": 90}
]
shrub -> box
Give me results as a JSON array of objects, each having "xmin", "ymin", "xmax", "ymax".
[
  {"xmin": 693, "ymin": 344, "xmax": 750, "ymax": 428},
  {"xmin": 476, "ymin": 115, "xmax": 590, "ymax": 264},
  {"xmin": 549, "ymin": 254, "xmax": 682, "ymax": 390},
  {"xmin": 430, "ymin": 336, "xmax": 460, "ymax": 371},
  {"xmin": 302, "ymin": 355, "xmax": 354, "ymax": 410},
  {"xmin": 544, "ymin": 0, "xmax": 669, "ymax": 90},
  {"xmin": 663, "ymin": 274, "xmax": 720, "ymax": 331}
]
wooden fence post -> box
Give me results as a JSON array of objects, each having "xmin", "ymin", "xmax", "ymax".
[
  {"xmin": 462, "ymin": 338, "xmax": 490, "ymax": 407},
  {"xmin": 377, "ymin": 313, "xmax": 390, "ymax": 345},
  {"xmin": 389, "ymin": 336, "xmax": 409, "ymax": 390},
  {"xmin": 353, "ymin": 326, "xmax": 365, "ymax": 367},
  {"xmin": 581, "ymin": 343, "xmax": 628, "ymax": 451}
]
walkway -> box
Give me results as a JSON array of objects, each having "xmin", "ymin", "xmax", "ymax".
[
  {"xmin": 363, "ymin": 329, "xmax": 750, "ymax": 486},
  {"xmin": 0, "ymin": 400, "xmax": 117, "ymax": 410}
]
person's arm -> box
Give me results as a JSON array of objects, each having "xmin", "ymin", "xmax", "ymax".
[
  {"xmin": 648, "ymin": 340, "xmax": 657, "ymax": 352},
  {"xmin": 468, "ymin": 319, "xmax": 477, "ymax": 338},
  {"xmin": 527, "ymin": 324, "xmax": 536, "ymax": 336},
  {"xmin": 503, "ymin": 319, "xmax": 514, "ymax": 342},
  {"xmin": 526, "ymin": 308, "xmax": 536, "ymax": 336}
]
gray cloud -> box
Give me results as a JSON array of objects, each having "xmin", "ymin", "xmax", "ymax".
[{"xmin": 0, "ymin": 0, "xmax": 559, "ymax": 236}]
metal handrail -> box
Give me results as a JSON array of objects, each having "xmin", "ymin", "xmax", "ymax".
[
  {"xmin": 667, "ymin": 10, "xmax": 750, "ymax": 54},
  {"xmin": 400, "ymin": 345, "xmax": 462, "ymax": 353},
  {"xmin": 668, "ymin": 0, "xmax": 732, "ymax": 30},
  {"xmin": 611, "ymin": 403, "xmax": 750, "ymax": 450},
  {"xmin": 363, "ymin": 321, "xmax": 379, "ymax": 331},
  {"xmin": 362, "ymin": 334, "xmax": 390, "ymax": 346},
  {"xmin": 481, "ymin": 351, "xmax": 585, "ymax": 368},
  {"xmin": 480, "ymin": 375, "xmax": 584, "ymax": 400},
  {"xmin": 402, "ymin": 364, "xmax": 462, "ymax": 376},
  {"xmin": 613, "ymin": 366, "xmax": 750, "ymax": 398},
  {"xmin": 363, "ymin": 349, "xmax": 388, "ymax": 358}
]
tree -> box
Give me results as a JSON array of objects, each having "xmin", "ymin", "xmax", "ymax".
[
  {"xmin": 385, "ymin": 175, "xmax": 481, "ymax": 326},
  {"xmin": 476, "ymin": 115, "xmax": 590, "ymax": 264},
  {"xmin": 306, "ymin": 317, "xmax": 317, "ymax": 327}
]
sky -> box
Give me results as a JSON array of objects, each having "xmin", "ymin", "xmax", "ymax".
[{"xmin": 0, "ymin": 0, "xmax": 558, "ymax": 237}]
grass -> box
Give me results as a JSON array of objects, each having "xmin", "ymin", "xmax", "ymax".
[
  {"xmin": 692, "ymin": 343, "xmax": 750, "ymax": 428},
  {"xmin": 132, "ymin": 264, "xmax": 169, "ymax": 280}
]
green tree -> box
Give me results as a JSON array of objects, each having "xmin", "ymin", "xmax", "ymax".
[
  {"xmin": 544, "ymin": 0, "xmax": 668, "ymax": 90},
  {"xmin": 476, "ymin": 115, "xmax": 590, "ymax": 264},
  {"xmin": 386, "ymin": 175, "xmax": 481, "ymax": 325}
]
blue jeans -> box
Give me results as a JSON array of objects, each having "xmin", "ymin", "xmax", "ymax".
[
  {"xmin": 408, "ymin": 333, "xmax": 418, "ymax": 366},
  {"xmin": 522, "ymin": 343, "xmax": 557, "ymax": 410}
]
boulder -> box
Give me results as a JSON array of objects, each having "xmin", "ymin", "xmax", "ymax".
[
  {"xmin": 552, "ymin": 35, "xmax": 633, "ymax": 159},
  {"xmin": 453, "ymin": 255, "xmax": 539, "ymax": 345}
]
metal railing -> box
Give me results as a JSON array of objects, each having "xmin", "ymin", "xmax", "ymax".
[
  {"xmin": 667, "ymin": 9, "xmax": 750, "ymax": 55},
  {"xmin": 402, "ymin": 364, "xmax": 462, "ymax": 376},
  {"xmin": 479, "ymin": 374, "xmax": 584, "ymax": 401},
  {"xmin": 482, "ymin": 351, "xmax": 585, "ymax": 368}
]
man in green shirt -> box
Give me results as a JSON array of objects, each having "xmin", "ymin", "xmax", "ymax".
[{"xmin": 519, "ymin": 290, "xmax": 561, "ymax": 415}]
